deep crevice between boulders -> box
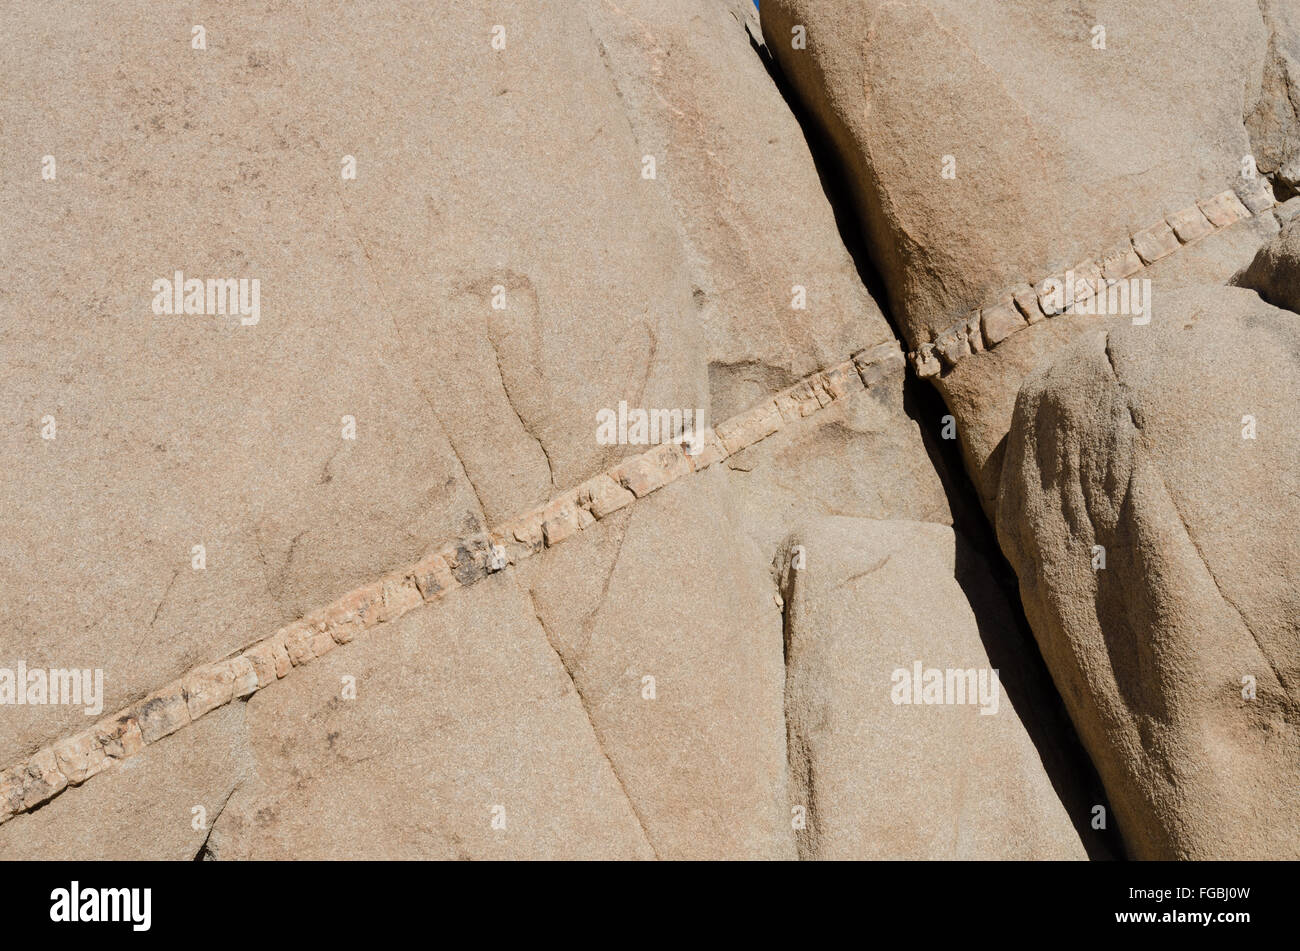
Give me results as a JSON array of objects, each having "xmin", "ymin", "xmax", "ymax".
[{"xmin": 744, "ymin": 13, "xmax": 1123, "ymax": 860}]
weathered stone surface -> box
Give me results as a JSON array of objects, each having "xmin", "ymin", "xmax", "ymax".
[
  {"xmin": 270, "ymin": 638, "xmax": 292, "ymax": 680},
  {"xmin": 135, "ymin": 683, "xmax": 192, "ymax": 745},
  {"xmin": 1100, "ymin": 242, "xmax": 1144, "ymax": 282},
  {"xmin": 1278, "ymin": 195, "xmax": 1300, "ymax": 225},
  {"xmin": 853, "ymin": 342, "xmax": 905, "ymax": 388},
  {"xmin": 408, "ymin": 552, "xmax": 457, "ymax": 602},
  {"xmin": 439, "ymin": 534, "xmax": 496, "ymax": 587},
  {"xmin": 306, "ymin": 624, "xmax": 335, "ymax": 660},
  {"xmin": 184, "ymin": 662, "xmax": 237, "ymax": 721},
  {"xmin": 242, "ymin": 642, "xmax": 280, "ymax": 690},
  {"xmin": 1035, "ymin": 275, "xmax": 1067, "ymax": 316},
  {"xmin": 684, "ymin": 428, "xmax": 728, "ymax": 472},
  {"xmin": 981, "ymin": 301, "xmax": 1028, "ymax": 348},
  {"xmin": 762, "ymin": 0, "xmax": 1296, "ymax": 862},
  {"xmin": 377, "ymin": 575, "xmax": 422, "ymax": 623},
  {"xmin": 820, "ymin": 360, "xmax": 862, "ymax": 401},
  {"xmin": 1197, "ymin": 190, "xmax": 1252, "ymax": 228},
  {"xmin": 911, "ymin": 342, "xmax": 942, "ymax": 378},
  {"xmin": 315, "ymin": 581, "xmax": 384, "ymax": 643},
  {"xmin": 609, "ymin": 443, "xmax": 693, "ymax": 499},
  {"xmin": 935, "ymin": 323, "xmax": 977, "ymax": 368},
  {"xmin": 934, "ymin": 322, "xmax": 972, "ymax": 368},
  {"xmin": 1248, "ymin": 0, "xmax": 1300, "ymax": 193},
  {"xmin": 0, "ymin": 770, "xmax": 24, "ymax": 823},
  {"xmin": 0, "ymin": 0, "xmax": 1156, "ymax": 862},
  {"xmin": 94, "ymin": 712, "xmax": 144, "ymax": 761},
  {"xmin": 53, "ymin": 730, "xmax": 109, "ymax": 785},
  {"xmin": 715, "ymin": 400, "xmax": 782, "ymax": 454},
  {"xmin": 494, "ymin": 510, "xmax": 547, "ymax": 562},
  {"xmin": 208, "ymin": 579, "xmax": 654, "ymax": 860},
  {"xmin": 281, "ymin": 623, "xmax": 317, "ymax": 668},
  {"xmin": 22, "ymin": 748, "xmax": 68, "ymax": 809},
  {"xmin": 998, "ymin": 286, "xmax": 1300, "ymax": 859},
  {"xmin": 576, "ymin": 474, "xmax": 636, "ymax": 520},
  {"xmin": 517, "ymin": 475, "xmax": 792, "ymax": 859},
  {"xmin": 0, "ymin": 704, "xmax": 252, "ymax": 860},
  {"xmin": 782, "ymin": 518, "xmax": 1088, "ymax": 859},
  {"xmin": 1236, "ymin": 175, "xmax": 1278, "ymax": 214},
  {"xmin": 229, "ymin": 657, "xmax": 258, "ymax": 699},
  {"xmin": 585, "ymin": 0, "xmax": 896, "ymax": 422},
  {"xmin": 763, "ymin": 0, "xmax": 1268, "ymax": 351},
  {"xmin": 0, "ymin": 0, "xmax": 496, "ymax": 767},
  {"xmin": 774, "ymin": 378, "xmax": 827, "ymax": 422},
  {"xmin": 1069, "ymin": 260, "xmax": 1103, "ymax": 307},
  {"xmin": 1234, "ymin": 216, "xmax": 1300, "ymax": 313},
  {"xmin": 1131, "ymin": 222, "xmax": 1182, "ymax": 264},
  {"xmin": 1167, "ymin": 205, "xmax": 1216, "ymax": 243},
  {"xmin": 540, "ymin": 492, "xmax": 587, "ymax": 547}
]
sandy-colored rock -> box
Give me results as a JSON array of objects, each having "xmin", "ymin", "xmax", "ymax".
[
  {"xmin": 1132, "ymin": 222, "xmax": 1182, "ymax": 265},
  {"xmin": 782, "ymin": 518, "xmax": 1088, "ymax": 859},
  {"xmin": 762, "ymin": 0, "xmax": 1268, "ymax": 336},
  {"xmin": 208, "ymin": 579, "xmax": 654, "ymax": 860},
  {"xmin": 0, "ymin": 0, "xmax": 1117, "ymax": 863},
  {"xmin": 134, "ymin": 682, "xmax": 191, "ymax": 746},
  {"xmin": 540, "ymin": 492, "xmax": 590, "ymax": 548},
  {"xmin": 53, "ymin": 730, "xmax": 109, "ymax": 786},
  {"xmin": 715, "ymin": 399, "xmax": 782, "ymax": 454},
  {"xmin": 997, "ymin": 286, "xmax": 1300, "ymax": 859},
  {"xmin": 1011, "ymin": 283, "xmax": 1046, "ymax": 324},
  {"xmin": 585, "ymin": 0, "xmax": 898, "ymax": 421},
  {"xmin": 517, "ymin": 473, "xmax": 794, "ymax": 860},
  {"xmin": 93, "ymin": 711, "xmax": 144, "ymax": 761},
  {"xmin": 1278, "ymin": 195, "xmax": 1300, "ymax": 224},
  {"xmin": 408, "ymin": 553, "xmax": 457, "ymax": 603},
  {"xmin": 981, "ymin": 302, "xmax": 1027, "ymax": 348},
  {"xmin": 1248, "ymin": 0, "xmax": 1300, "ymax": 191},
  {"xmin": 1198, "ymin": 190, "xmax": 1253, "ymax": 228},
  {"xmin": 763, "ymin": 1, "xmax": 1298, "ymax": 861},
  {"xmin": 575, "ymin": 474, "xmax": 636, "ymax": 521},
  {"xmin": 762, "ymin": 0, "xmax": 1278, "ymax": 505},
  {"xmin": 0, "ymin": 0, "xmax": 492, "ymax": 767},
  {"xmin": 0, "ymin": 704, "xmax": 252, "ymax": 861},
  {"xmin": 1100, "ymin": 242, "xmax": 1145, "ymax": 282},
  {"xmin": 609, "ymin": 443, "xmax": 693, "ymax": 499},
  {"xmin": 1166, "ymin": 205, "xmax": 1216, "ymax": 244},
  {"xmin": 1234, "ymin": 216, "xmax": 1300, "ymax": 313},
  {"xmin": 183, "ymin": 662, "xmax": 236, "ymax": 721},
  {"xmin": 21, "ymin": 747, "xmax": 68, "ymax": 809}
]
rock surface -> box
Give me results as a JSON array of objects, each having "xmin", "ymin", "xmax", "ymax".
[
  {"xmin": 997, "ymin": 286, "xmax": 1300, "ymax": 858},
  {"xmin": 781, "ymin": 518, "xmax": 1087, "ymax": 859},
  {"xmin": 2, "ymin": 0, "xmax": 1289, "ymax": 861},
  {"xmin": 763, "ymin": 0, "xmax": 1300, "ymax": 858},
  {"xmin": 762, "ymin": 0, "xmax": 1279, "ymax": 503},
  {"xmin": 1235, "ymin": 216, "xmax": 1300, "ymax": 312},
  {"xmin": 1249, "ymin": 0, "xmax": 1300, "ymax": 193}
]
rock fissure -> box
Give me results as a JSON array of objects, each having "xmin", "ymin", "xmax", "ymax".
[
  {"xmin": 910, "ymin": 180, "xmax": 1280, "ymax": 378},
  {"xmin": 0, "ymin": 342, "xmax": 905, "ymax": 826}
]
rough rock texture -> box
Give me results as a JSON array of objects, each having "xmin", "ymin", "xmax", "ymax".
[
  {"xmin": 1235, "ymin": 216, "xmax": 1300, "ymax": 312},
  {"xmin": 997, "ymin": 287, "xmax": 1300, "ymax": 859},
  {"xmin": 585, "ymin": 0, "xmax": 891, "ymax": 420},
  {"xmin": 0, "ymin": 0, "xmax": 487, "ymax": 765},
  {"xmin": 0, "ymin": 704, "xmax": 251, "ymax": 861},
  {"xmin": 209, "ymin": 578, "xmax": 656, "ymax": 860},
  {"xmin": 517, "ymin": 476, "xmax": 794, "ymax": 860},
  {"xmin": 764, "ymin": 0, "xmax": 1300, "ymax": 859},
  {"xmin": 762, "ymin": 0, "xmax": 1279, "ymax": 504},
  {"xmin": 781, "ymin": 518, "xmax": 1087, "ymax": 859},
  {"xmin": 10, "ymin": 0, "xmax": 1274, "ymax": 862},
  {"xmin": 1248, "ymin": 0, "xmax": 1300, "ymax": 194}
]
